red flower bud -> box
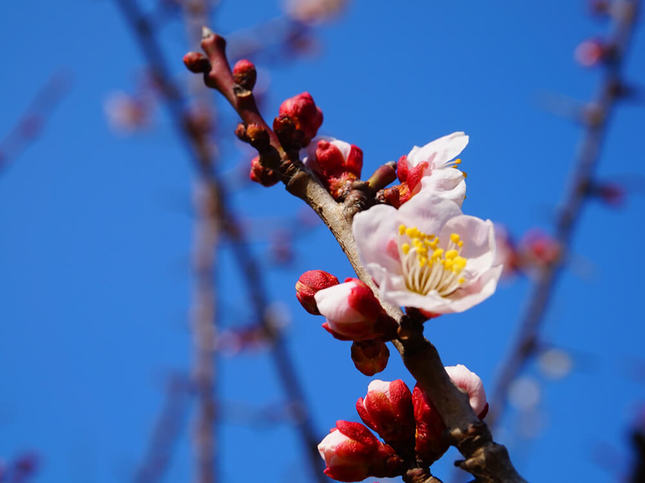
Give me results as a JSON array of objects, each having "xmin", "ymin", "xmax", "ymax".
[
  {"xmin": 295, "ymin": 270, "xmax": 339, "ymax": 315},
  {"xmin": 232, "ymin": 59, "xmax": 257, "ymax": 91},
  {"xmin": 356, "ymin": 379, "xmax": 415, "ymax": 445},
  {"xmin": 351, "ymin": 340, "xmax": 390, "ymax": 376},
  {"xmin": 575, "ymin": 38, "xmax": 610, "ymax": 67},
  {"xmin": 278, "ymin": 92, "xmax": 323, "ymax": 145},
  {"xmin": 183, "ymin": 51, "xmax": 211, "ymax": 73},
  {"xmin": 317, "ymin": 421, "xmax": 404, "ymax": 482},
  {"xmin": 303, "ymin": 137, "xmax": 363, "ymax": 200},
  {"xmin": 249, "ymin": 156, "xmax": 280, "ymax": 187},
  {"xmin": 412, "ymin": 385, "xmax": 449, "ymax": 465},
  {"xmin": 315, "ymin": 278, "xmax": 396, "ymax": 341}
]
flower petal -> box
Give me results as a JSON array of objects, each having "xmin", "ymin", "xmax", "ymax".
[
  {"xmin": 407, "ymin": 132, "xmax": 469, "ymax": 169},
  {"xmin": 353, "ymin": 204, "xmax": 403, "ymax": 275},
  {"xmin": 418, "ymin": 168, "xmax": 466, "ymax": 207}
]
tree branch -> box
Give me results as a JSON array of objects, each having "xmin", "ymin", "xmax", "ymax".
[{"xmin": 188, "ymin": 28, "xmax": 525, "ymax": 482}]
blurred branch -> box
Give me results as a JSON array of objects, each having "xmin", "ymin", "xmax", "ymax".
[
  {"xmin": 112, "ymin": 0, "xmax": 326, "ymax": 481},
  {"xmin": 487, "ymin": 0, "xmax": 641, "ymax": 429},
  {"xmin": 0, "ymin": 72, "xmax": 71, "ymax": 173},
  {"xmin": 134, "ymin": 375, "xmax": 192, "ymax": 483}
]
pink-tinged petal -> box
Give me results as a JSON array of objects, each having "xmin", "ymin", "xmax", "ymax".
[
  {"xmin": 407, "ymin": 132, "xmax": 469, "ymax": 169},
  {"xmin": 438, "ymin": 265, "xmax": 502, "ymax": 313},
  {"xmin": 445, "ymin": 365, "xmax": 487, "ymax": 417},
  {"xmin": 397, "ymin": 190, "xmax": 462, "ymax": 237},
  {"xmin": 419, "ymin": 168, "xmax": 466, "ymax": 207},
  {"xmin": 439, "ymin": 215, "xmax": 496, "ymax": 275},
  {"xmin": 315, "ymin": 283, "xmax": 364, "ymax": 323},
  {"xmin": 353, "ymin": 204, "xmax": 404, "ymax": 275}
]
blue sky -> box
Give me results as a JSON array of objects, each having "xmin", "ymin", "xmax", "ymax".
[{"xmin": 1, "ymin": 1, "xmax": 644, "ymax": 482}]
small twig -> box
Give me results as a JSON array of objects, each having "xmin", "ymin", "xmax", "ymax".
[
  {"xmin": 0, "ymin": 72, "xmax": 71, "ymax": 173},
  {"xmin": 134, "ymin": 375, "xmax": 192, "ymax": 483}
]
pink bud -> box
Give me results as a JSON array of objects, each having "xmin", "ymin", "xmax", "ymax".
[
  {"xmin": 317, "ymin": 421, "xmax": 403, "ymax": 482},
  {"xmin": 520, "ymin": 229, "xmax": 561, "ymax": 267},
  {"xmin": 412, "ymin": 385, "xmax": 449, "ymax": 465},
  {"xmin": 249, "ymin": 155, "xmax": 280, "ymax": 187},
  {"xmin": 295, "ymin": 270, "xmax": 339, "ymax": 315},
  {"xmin": 444, "ymin": 365, "xmax": 488, "ymax": 418},
  {"xmin": 305, "ymin": 137, "xmax": 363, "ymax": 200},
  {"xmin": 351, "ymin": 340, "xmax": 389, "ymax": 376},
  {"xmin": 232, "ymin": 59, "xmax": 257, "ymax": 90},
  {"xmin": 356, "ymin": 379, "xmax": 415, "ymax": 445},
  {"xmin": 575, "ymin": 38, "xmax": 608, "ymax": 67},
  {"xmin": 315, "ymin": 278, "xmax": 396, "ymax": 341},
  {"xmin": 278, "ymin": 92, "xmax": 323, "ymax": 145}
]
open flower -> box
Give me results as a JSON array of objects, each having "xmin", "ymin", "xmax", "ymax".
[
  {"xmin": 352, "ymin": 185, "xmax": 502, "ymax": 314},
  {"xmin": 395, "ymin": 131, "xmax": 468, "ymax": 206}
]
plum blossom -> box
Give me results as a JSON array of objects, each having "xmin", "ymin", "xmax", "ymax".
[
  {"xmin": 395, "ymin": 131, "xmax": 469, "ymax": 206},
  {"xmin": 352, "ymin": 183, "xmax": 502, "ymax": 314}
]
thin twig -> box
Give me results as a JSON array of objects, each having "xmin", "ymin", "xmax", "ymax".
[
  {"xmin": 0, "ymin": 72, "xmax": 71, "ymax": 173},
  {"xmin": 134, "ymin": 375, "xmax": 192, "ymax": 483}
]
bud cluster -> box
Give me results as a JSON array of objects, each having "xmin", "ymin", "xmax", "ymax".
[
  {"xmin": 319, "ymin": 371, "xmax": 488, "ymax": 481},
  {"xmin": 295, "ymin": 270, "xmax": 396, "ymax": 375}
]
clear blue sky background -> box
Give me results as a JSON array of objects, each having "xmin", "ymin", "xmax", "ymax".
[{"xmin": 1, "ymin": 1, "xmax": 644, "ymax": 482}]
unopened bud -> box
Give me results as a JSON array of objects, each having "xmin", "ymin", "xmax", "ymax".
[
  {"xmin": 183, "ymin": 51, "xmax": 211, "ymax": 73},
  {"xmin": 412, "ymin": 385, "xmax": 449, "ymax": 465},
  {"xmin": 445, "ymin": 364, "xmax": 489, "ymax": 419},
  {"xmin": 303, "ymin": 137, "xmax": 363, "ymax": 200},
  {"xmin": 315, "ymin": 278, "xmax": 396, "ymax": 341},
  {"xmin": 278, "ymin": 92, "xmax": 323, "ymax": 146},
  {"xmin": 351, "ymin": 340, "xmax": 390, "ymax": 376},
  {"xmin": 295, "ymin": 270, "xmax": 339, "ymax": 315},
  {"xmin": 356, "ymin": 379, "xmax": 415, "ymax": 445},
  {"xmin": 575, "ymin": 38, "xmax": 613, "ymax": 67},
  {"xmin": 591, "ymin": 181, "xmax": 625, "ymax": 207},
  {"xmin": 233, "ymin": 59, "xmax": 257, "ymax": 91},
  {"xmin": 249, "ymin": 156, "xmax": 280, "ymax": 187},
  {"xmin": 317, "ymin": 421, "xmax": 404, "ymax": 481}
]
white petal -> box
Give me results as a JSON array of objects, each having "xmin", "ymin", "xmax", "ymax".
[
  {"xmin": 419, "ymin": 168, "xmax": 466, "ymax": 207},
  {"xmin": 315, "ymin": 282, "xmax": 364, "ymax": 323},
  {"xmin": 407, "ymin": 132, "xmax": 468, "ymax": 169},
  {"xmin": 353, "ymin": 204, "xmax": 404, "ymax": 275},
  {"xmin": 367, "ymin": 379, "xmax": 391, "ymax": 397},
  {"xmin": 439, "ymin": 215, "xmax": 496, "ymax": 276},
  {"xmin": 397, "ymin": 189, "xmax": 463, "ymax": 237},
  {"xmin": 445, "ymin": 364, "xmax": 487, "ymax": 416}
]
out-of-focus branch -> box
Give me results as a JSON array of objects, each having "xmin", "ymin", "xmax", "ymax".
[
  {"xmin": 0, "ymin": 73, "xmax": 71, "ymax": 173},
  {"xmin": 134, "ymin": 375, "xmax": 192, "ymax": 483},
  {"xmin": 112, "ymin": 1, "xmax": 326, "ymax": 481},
  {"xmin": 183, "ymin": 3, "xmax": 220, "ymax": 482},
  {"xmin": 486, "ymin": 0, "xmax": 641, "ymax": 430},
  {"xmin": 187, "ymin": 28, "xmax": 525, "ymax": 482}
]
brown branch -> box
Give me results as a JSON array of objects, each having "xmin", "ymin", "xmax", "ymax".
[
  {"xmin": 486, "ymin": 0, "xmax": 641, "ymax": 430},
  {"xmin": 189, "ymin": 28, "xmax": 525, "ymax": 482},
  {"xmin": 112, "ymin": 1, "xmax": 326, "ymax": 481}
]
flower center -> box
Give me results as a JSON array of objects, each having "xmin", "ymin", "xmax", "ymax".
[{"xmin": 397, "ymin": 224, "xmax": 468, "ymax": 296}]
